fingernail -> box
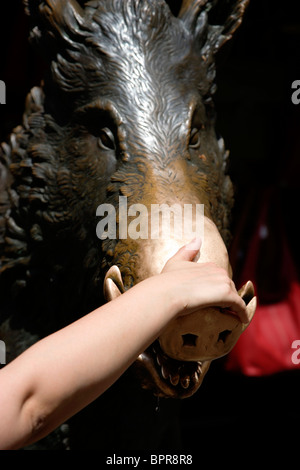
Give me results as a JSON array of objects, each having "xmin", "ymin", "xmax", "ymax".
[{"xmin": 185, "ymin": 237, "xmax": 202, "ymax": 251}]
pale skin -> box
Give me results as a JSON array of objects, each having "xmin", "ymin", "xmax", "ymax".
[{"xmin": 0, "ymin": 239, "xmax": 247, "ymax": 450}]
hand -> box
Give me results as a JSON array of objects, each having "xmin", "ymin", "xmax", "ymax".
[{"xmin": 161, "ymin": 238, "xmax": 248, "ymax": 323}]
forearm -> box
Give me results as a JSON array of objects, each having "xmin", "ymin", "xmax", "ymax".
[
  {"xmin": 0, "ymin": 275, "xmax": 176, "ymax": 449},
  {"xmin": 0, "ymin": 240, "xmax": 247, "ymax": 450}
]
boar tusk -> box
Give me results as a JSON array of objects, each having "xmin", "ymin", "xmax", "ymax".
[
  {"xmin": 103, "ymin": 265, "xmax": 125, "ymax": 301},
  {"xmin": 238, "ymin": 280, "xmax": 256, "ymax": 327},
  {"xmin": 238, "ymin": 280, "xmax": 255, "ymax": 305}
]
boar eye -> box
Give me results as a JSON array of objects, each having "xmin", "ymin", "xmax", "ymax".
[
  {"xmin": 98, "ymin": 127, "xmax": 116, "ymax": 151},
  {"xmin": 189, "ymin": 128, "xmax": 201, "ymax": 149}
]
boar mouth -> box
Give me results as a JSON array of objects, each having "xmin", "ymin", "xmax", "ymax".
[
  {"xmin": 103, "ymin": 265, "xmax": 210, "ymax": 398},
  {"xmin": 103, "ymin": 265, "xmax": 256, "ymax": 399},
  {"xmin": 136, "ymin": 281, "xmax": 255, "ymax": 398},
  {"xmin": 135, "ymin": 340, "xmax": 211, "ymax": 399}
]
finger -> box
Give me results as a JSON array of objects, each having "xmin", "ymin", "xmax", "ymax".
[
  {"xmin": 221, "ymin": 297, "xmax": 248, "ymax": 324},
  {"xmin": 170, "ymin": 238, "xmax": 202, "ymax": 263}
]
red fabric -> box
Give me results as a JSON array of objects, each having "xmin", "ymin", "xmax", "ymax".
[{"xmin": 225, "ymin": 188, "xmax": 300, "ymax": 376}]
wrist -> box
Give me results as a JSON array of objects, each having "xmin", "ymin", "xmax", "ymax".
[{"xmin": 143, "ymin": 272, "xmax": 185, "ymax": 322}]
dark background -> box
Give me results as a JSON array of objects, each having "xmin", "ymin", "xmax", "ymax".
[{"xmin": 0, "ymin": 0, "xmax": 300, "ymax": 456}]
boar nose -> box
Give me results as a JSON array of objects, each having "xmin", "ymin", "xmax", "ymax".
[{"xmin": 158, "ymin": 280, "xmax": 256, "ymax": 362}]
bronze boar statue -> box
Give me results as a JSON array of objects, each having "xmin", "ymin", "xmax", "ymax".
[{"xmin": 0, "ymin": 0, "xmax": 256, "ymax": 449}]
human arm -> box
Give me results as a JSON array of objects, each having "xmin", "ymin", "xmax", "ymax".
[{"xmin": 0, "ymin": 239, "xmax": 246, "ymax": 450}]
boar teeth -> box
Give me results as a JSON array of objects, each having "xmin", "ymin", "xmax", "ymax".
[
  {"xmin": 161, "ymin": 364, "xmax": 169, "ymax": 380},
  {"xmin": 191, "ymin": 372, "xmax": 199, "ymax": 384},
  {"xmin": 180, "ymin": 376, "xmax": 190, "ymax": 389},
  {"xmin": 153, "ymin": 343, "xmax": 202, "ymax": 389},
  {"xmin": 170, "ymin": 374, "xmax": 180, "ymax": 386}
]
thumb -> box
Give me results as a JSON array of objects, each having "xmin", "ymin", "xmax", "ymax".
[{"xmin": 172, "ymin": 238, "xmax": 202, "ymax": 262}]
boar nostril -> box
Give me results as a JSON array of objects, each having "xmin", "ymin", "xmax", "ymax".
[
  {"xmin": 218, "ymin": 329, "xmax": 231, "ymax": 343},
  {"xmin": 182, "ymin": 334, "xmax": 198, "ymax": 347}
]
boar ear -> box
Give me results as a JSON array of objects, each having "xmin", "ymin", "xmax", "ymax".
[
  {"xmin": 177, "ymin": 0, "xmax": 208, "ymax": 30},
  {"xmin": 178, "ymin": 0, "xmax": 249, "ymax": 52},
  {"xmin": 24, "ymin": 0, "xmax": 86, "ymax": 53}
]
